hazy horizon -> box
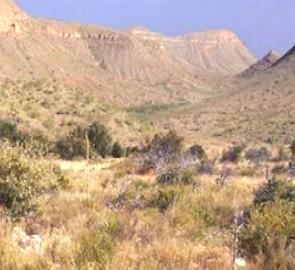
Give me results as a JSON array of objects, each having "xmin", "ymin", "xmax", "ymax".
[{"xmin": 17, "ymin": 0, "xmax": 294, "ymax": 58}]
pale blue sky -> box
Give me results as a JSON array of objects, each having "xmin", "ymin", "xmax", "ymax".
[{"xmin": 17, "ymin": 0, "xmax": 295, "ymax": 58}]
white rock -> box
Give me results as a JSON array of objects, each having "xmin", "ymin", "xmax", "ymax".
[{"xmin": 235, "ymin": 258, "xmax": 246, "ymax": 268}]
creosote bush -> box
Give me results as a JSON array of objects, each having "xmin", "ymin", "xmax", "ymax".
[
  {"xmin": 221, "ymin": 145, "xmax": 243, "ymax": 163},
  {"xmin": 111, "ymin": 142, "xmax": 124, "ymax": 158},
  {"xmin": 0, "ymin": 144, "xmax": 68, "ymax": 218},
  {"xmin": 186, "ymin": 144, "xmax": 206, "ymax": 160}
]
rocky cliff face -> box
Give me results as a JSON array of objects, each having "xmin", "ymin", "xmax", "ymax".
[{"xmin": 0, "ymin": 0, "xmax": 28, "ymax": 33}]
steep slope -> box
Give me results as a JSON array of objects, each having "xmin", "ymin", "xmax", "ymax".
[{"xmin": 242, "ymin": 50, "xmax": 281, "ymax": 76}]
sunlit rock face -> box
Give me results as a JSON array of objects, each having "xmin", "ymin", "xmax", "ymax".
[{"xmin": 0, "ymin": 0, "xmax": 28, "ymax": 33}]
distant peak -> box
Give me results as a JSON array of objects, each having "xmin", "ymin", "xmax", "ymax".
[{"xmin": 265, "ymin": 49, "xmax": 281, "ymax": 59}]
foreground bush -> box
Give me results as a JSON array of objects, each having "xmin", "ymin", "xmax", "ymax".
[
  {"xmin": 0, "ymin": 144, "xmax": 68, "ymax": 217},
  {"xmin": 239, "ymin": 179, "xmax": 295, "ymax": 268}
]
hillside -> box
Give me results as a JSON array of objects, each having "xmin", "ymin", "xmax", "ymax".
[
  {"xmin": 159, "ymin": 44, "xmax": 295, "ymax": 145},
  {"xmin": 0, "ymin": 1, "xmax": 255, "ymax": 105}
]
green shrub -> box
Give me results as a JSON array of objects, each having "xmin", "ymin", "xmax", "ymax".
[
  {"xmin": 88, "ymin": 122, "xmax": 112, "ymax": 158},
  {"xmin": 56, "ymin": 122, "xmax": 112, "ymax": 159},
  {"xmin": 56, "ymin": 127, "xmax": 87, "ymax": 160},
  {"xmin": 111, "ymin": 142, "xmax": 124, "ymax": 158},
  {"xmin": 187, "ymin": 144, "xmax": 206, "ymax": 160},
  {"xmin": 221, "ymin": 145, "xmax": 243, "ymax": 163},
  {"xmin": 239, "ymin": 200, "xmax": 295, "ymax": 260},
  {"xmin": 0, "ymin": 144, "xmax": 68, "ymax": 217}
]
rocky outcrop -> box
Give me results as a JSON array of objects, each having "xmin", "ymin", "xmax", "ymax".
[
  {"xmin": 0, "ymin": 0, "xmax": 28, "ymax": 34},
  {"xmin": 242, "ymin": 50, "xmax": 281, "ymax": 76}
]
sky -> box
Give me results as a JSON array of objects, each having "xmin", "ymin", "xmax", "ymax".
[{"xmin": 17, "ymin": 0, "xmax": 295, "ymax": 58}]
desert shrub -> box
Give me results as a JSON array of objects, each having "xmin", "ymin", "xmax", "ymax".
[
  {"xmin": 156, "ymin": 167, "xmax": 195, "ymax": 185},
  {"xmin": 239, "ymin": 179, "xmax": 295, "ymax": 265},
  {"xmin": 88, "ymin": 122, "xmax": 112, "ymax": 158},
  {"xmin": 253, "ymin": 179, "xmax": 295, "ymax": 206},
  {"xmin": 148, "ymin": 188, "xmax": 178, "ymax": 212},
  {"xmin": 245, "ymin": 147, "xmax": 270, "ymax": 164},
  {"xmin": 0, "ymin": 120, "xmax": 22, "ymax": 143},
  {"xmin": 56, "ymin": 127, "xmax": 87, "ymax": 160},
  {"xmin": 56, "ymin": 122, "xmax": 112, "ymax": 159},
  {"xmin": 186, "ymin": 144, "xmax": 206, "ymax": 160},
  {"xmin": 239, "ymin": 200, "xmax": 295, "ymax": 261},
  {"xmin": 141, "ymin": 130, "xmax": 183, "ymax": 171},
  {"xmin": 20, "ymin": 136, "xmax": 54, "ymax": 158},
  {"xmin": 0, "ymin": 144, "xmax": 68, "ymax": 217},
  {"xmin": 221, "ymin": 145, "xmax": 243, "ymax": 163},
  {"xmin": 111, "ymin": 142, "xmax": 124, "ymax": 158}
]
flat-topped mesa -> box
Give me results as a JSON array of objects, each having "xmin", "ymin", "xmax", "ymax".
[
  {"xmin": 0, "ymin": 0, "xmax": 28, "ymax": 33},
  {"xmin": 180, "ymin": 30, "xmax": 242, "ymax": 43}
]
